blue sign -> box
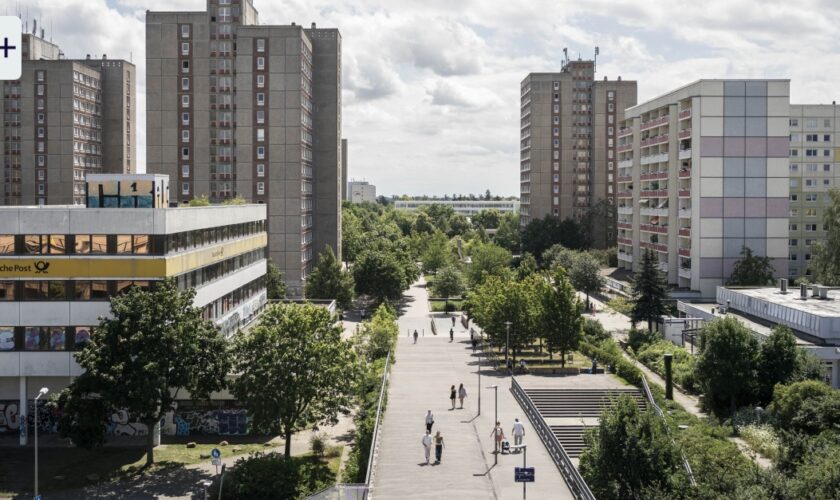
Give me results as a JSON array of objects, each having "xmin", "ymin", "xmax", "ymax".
[
  {"xmin": 515, "ymin": 467, "xmax": 535, "ymax": 483},
  {"xmin": 211, "ymin": 448, "xmax": 221, "ymax": 459}
]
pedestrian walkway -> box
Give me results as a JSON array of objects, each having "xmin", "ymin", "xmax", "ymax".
[{"xmin": 372, "ymin": 279, "xmax": 573, "ymax": 499}]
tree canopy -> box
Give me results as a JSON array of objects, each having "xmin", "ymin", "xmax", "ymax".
[
  {"xmin": 630, "ymin": 249, "xmax": 669, "ymax": 332},
  {"xmin": 472, "ymin": 209, "xmax": 502, "ymax": 230},
  {"xmin": 353, "ymin": 250, "xmax": 413, "ymax": 304},
  {"xmin": 522, "ymin": 215, "xmax": 586, "ymax": 260},
  {"xmin": 430, "ymin": 264, "xmax": 465, "ymax": 299},
  {"xmin": 569, "ymin": 252, "xmax": 605, "ymax": 306},
  {"xmin": 305, "ymin": 246, "xmax": 355, "ymax": 309},
  {"xmin": 727, "ymin": 246, "xmax": 775, "ymax": 286},
  {"xmin": 539, "ymin": 267, "xmax": 584, "ymax": 366},
  {"xmin": 266, "ymin": 259, "xmax": 288, "ymax": 300},
  {"xmin": 466, "ymin": 243, "xmax": 513, "ymax": 288},
  {"xmin": 231, "ymin": 303, "xmax": 359, "ymax": 457}
]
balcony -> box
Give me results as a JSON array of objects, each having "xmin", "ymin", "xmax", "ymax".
[
  {"xmin": 640, "ymin": 224, "xmax": 668, "ymax": 234},
  {"xmin": 640, "ymin": 207, "xmax": 669, "ymax": 217},
  {"xmin": 678, "ymin": 149, "xmax": 692, "ymax": 160},
  {"xmin": 678, "ymin": 108, "xmax": 692, "ymax": 120},
  {"xmin": 679, "ymin": 248, "xmax": 691, "ymax": 257},
  {"xmin": 618, "ymin": 159, "xmax": 634, "ymax": 169},
  {"xmin": 640, "ymin": 241, "xmax": 668, "ymax": 253},
  {"xmin": 678, "ymin": 128, "xmax": 692, "ymax": 140},
  {"xmin": 640, "ymin": 152, "xmax": 669, "ymax": 165},
  {"xmin": 640, "ymin": 115, "xmax": 669, "ymax": 131},
  {"xmin": 617, "ymin": 221, "xmax": 632, "ymax": 230},
  {"xmin": 617, "ymin": 143, "xmax": 633, "ymax": 153},
  {"xmin": 640, "ymin": 171, "xmax": 668, "ymax": 181},
  {"xmin": 679, "ymin": 227, "xmax": 691, "ymax": 238},
  {"xmin": 617, "ymin": 206, "xmax": 633, "ymax": 215},
  {"xmin": 618, "ymin": 127, "xmax": 633, "ymax": 138},
  {"xmin": 617, "ymin": 237, "xmax": 633, "ymax": 246},
  {"xmin": 640, "ymin": 189, "xmax": 668, "ymax": 198},
  {"xmin": 640, "ymin": 135, "xmax": 669, "ymax": 147},
  {"xmin": 616, "ymin": 191, "xmax": 632, "ymax": 199},
  {"xmin": 678, "ymin": 189, "xmax": 690, "ymax": 198},
  {"xmin": 657, "ymin": 261, "xmax": 669, "ymax": 273},
  {"xmin": 618, "ymin": 251, "xmax": 633, "ymax": 263},
  {"xmin": 616, "ymin": 175, "xmax": 632, "ymax": 183},
  {"xmin": 678, "ymin": 168, "xmax": 691, "ymax": 178},
  {"xmin": 679, "ymin": 208, "xmax": 692, "ymax": 218},
  {"xmin": 679, "ymin": 267, "xmax": 692, "ymax": 279}
]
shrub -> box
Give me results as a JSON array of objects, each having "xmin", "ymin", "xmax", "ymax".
[
  {"xmin": 768, "ymin": 380, "xmax": 840, "ymax": 436},
  {"xmin": 627, "ymin": 327, "xmax": 658, "ymax": 353},
  {"xmin": 582, "ymin": 318, "xmax": 611, "ymax": 344},
  {"xmin": 310, "ymin": 432, "xmax": 328, "ymax": 458},
  {"xmin": 635, "ymin": 339, "xmax": 698, "ymax": 393},
  {"xmin": 212, "ymin": 452, "xmax": 335, "ymax": 499},
  {"xmin": 607, "ymin": 296, "xmax": 633, "ymax": 315}
]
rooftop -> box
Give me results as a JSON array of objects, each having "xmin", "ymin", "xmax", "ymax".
[{"xmin": 723, "ymin": 286, "xmax": 840, "ymax": 318}]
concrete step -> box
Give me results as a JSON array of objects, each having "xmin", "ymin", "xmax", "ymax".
[
  {"xmin": 549, "ymin": 425, "xmax": 594, "ymax": 458},
  {"xmin": 525, "ymin": 388, "xmax": 645, "ymax": 417}
]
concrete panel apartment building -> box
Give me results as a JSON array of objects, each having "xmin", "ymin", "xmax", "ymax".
[
  {"xmin": 1, "ymin": 32, "xmax": 136, "ymax": 206},
  {"xmin": 146, "ymin": 0, "xmax": 342, "ymax": 297},
  {"xmin": 520, "ymin": 60, "xmax": 637, "ymax": 248},
  {"xmin": 616, "ymin": 79, "xmax": 791, "ymax": 297}
]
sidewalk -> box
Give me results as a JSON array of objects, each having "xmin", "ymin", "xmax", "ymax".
[{"xmin": 372, "ymin": 279, "xmax": 573, "ymax": 499}]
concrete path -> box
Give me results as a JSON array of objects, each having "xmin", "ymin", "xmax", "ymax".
[{"xmin": 372, "ymin": 279, "xmax": 573, "ymax": 499}]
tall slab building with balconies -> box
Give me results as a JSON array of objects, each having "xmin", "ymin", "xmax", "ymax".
[
  {"xmin": 616, "ymin": 80, "xmax": 790, "ymax": 296},
  {"xmin": 519, "ymin": 60, "xmax": 637, "ymax": 248},
  {"xmin": 146, "ymin": 0, "xmax": 342, "ymax": 297}
]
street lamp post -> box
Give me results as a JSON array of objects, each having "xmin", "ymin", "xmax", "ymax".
[
  {"xmin": 504, "ymin": 321, "xmax": 512, "ymax": 371},
  {"xmin": 34, "ymin": 387, "xmax": 48, "ymax": 499},
  {"xmin": 487, "ymin": 384, "xmax": 498, "ymax": 465},
  {"xmin": 477, "ymin": 337, "xmax": 481, "ymax": 416}
]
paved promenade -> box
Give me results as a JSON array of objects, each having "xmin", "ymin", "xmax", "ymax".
[{"xmin": 372, "ymin": 279, "xmax": 573, "ymax": 499}]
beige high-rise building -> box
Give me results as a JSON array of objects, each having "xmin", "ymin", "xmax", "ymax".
[
  {"xmin": 146, "ymin": 0, "xmax": 342, "ymax": 297},
  {"xmin": 520, "ymin": 60, "xmax": 637, "ymax": 248},
  {"xmin": 1, "ymin": 33, "xmax": 136, "ymax": 206}
]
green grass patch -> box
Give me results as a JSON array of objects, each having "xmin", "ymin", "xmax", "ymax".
[{"xmin": 429, "ymin": 299, "xmax": 464, "ymax": 312}]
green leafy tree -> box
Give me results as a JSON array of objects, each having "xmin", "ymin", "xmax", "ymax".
[
  {"xmin": 543, "ymin": 244, "xmax": 579, "ymax": 271},
  {"xmin": 695, "ymin": 316, "xmax": 760, "ymax": 419},
  {"xmin": 265, "ymin": 259, "xmax": 288, "ymax": 300},
  {"xmin": 466, "ymin": 243, "xmax": 512, "ymax": 288},
  {"xmin": 787, "ymin": 438, "xmax": 840, "ymax": 499},
  {"xmin": 60, "ymin": 280, "xmax": 229, "ymax": 466},
  {"xmin": 305, "ymin": 246, "xmax": 354, "ymax": 309},
  {"xmin": 412, "ymin": 211, "xmax": 436, "ymax": 235},
  {"xmin": 569, "ymin": 252, "xmax": 604, "ymax": 307},
  {"xmin": 522, "ymin": 215, "xmax": 586, "ymax": 261},
  {"xmin": 468, "ymin": 274, "xmax": 540, "ymax": 363},
  {"xmin": 769, "ymin": 380, "xmax": 840, "ymax": 435},
  {"xmin": 630, "ymin": 249, "xmax": 668, "ymax": 332},
  {"xmin": 493, "ymin": 212, "xmax": 521, "ymax": 252},
  {"xmin": 231, "ymin": 303, "xmax": 359, "ymax": 458},
  {"xmin": 539, "ymin": 267, "xmax": 584, "ymax": 366},
  {"xmin": 472, "ymin": 209, "xmax": 502, "ymax": 230},
  {"xmin": 517, "ymin": 252, "xmax": 538, "ymax": 280},
  {"xmin": 430, "ymin": 264, "xmax": 465, "ymax": 302},
  {"xmin": 447, "ymin": 213, "xmax": 471, "ymax": 237},
  {"xmin": 579, "ymin": 395, "xmax": 688, "ymax": 499},
  {"xmin": 354, "ymin": 304, "xmax": 399, "ymax": 362},
  {"xmin": 353, "ymin": 251, "xmax": 408, "ymax": 303},
  {"xmin": 421, "ymin": 231, "xmax": 452, "ymax": 274},
  {"xmin": 727, "ymin": 246, "xmax": 775, "ymax": 286},
  {"xmin": 422, "ymin": 204, "xmax": 456, "ymax": 233},
  {"xmin": 756, "ymin": 325, "xmax": 799, "ymax": 403},
  {"xmin": 812, "ymin": 188, "xmax": 840, "ymax": 285}
]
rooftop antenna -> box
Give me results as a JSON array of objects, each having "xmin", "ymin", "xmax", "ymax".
[
  {"xmin": 594, "ymin": 46, "xmax": 599, "ymax": 73},
  {"xmin": 562, "ymin": 47, "xmax": 569, "ymax": 68}
]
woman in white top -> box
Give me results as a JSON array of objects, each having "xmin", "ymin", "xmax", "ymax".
[{"xmin": 458, "ymin": 383, "xmax": 467, "ymax": 409}]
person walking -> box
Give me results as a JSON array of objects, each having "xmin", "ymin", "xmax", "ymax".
[
  {"xmin": 490, "ymin": 421, "xmax": 505, "ymax": 454},
  {"xmin": 413, "ymin": 329, "xmax": 419, "ymax": 344},
  {"xmin": 422, "ymin": 430, "xmax": 433, "ymax": 464},
  {"xmin": 433, "ymin": 430, "xmax": 445, "ymax": 464},
  {"xmin": 449, "ymin": 328, "xmax": 454, "ymax": 342},
  {"xmin": 425, "ymin": 410, "xmax": 434, "ymax": 433},
  {"xmin": 511, "ymin": 418, "xmax": 526, "ymax": 449},
  {"xmin": 458, "ymin": 383, "xmax": 467, "ymax": 409},
  {"xmin": 452, "ymin": 316, "xmax": 456, "ymax": 327},
  {"xmin": 449, "ymin": 385, "xmax": 457, "ymax": 410}
]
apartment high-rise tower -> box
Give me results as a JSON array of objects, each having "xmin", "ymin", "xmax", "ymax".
[
  {"xmin": 1, "ymin": 32, "xmax": 136, "ymax": 206},
  {"xmin": 146, "ymin": 1, "xmax": 342, "ymax": 297},
  {"xmin": 520, "ymin": 60, "xmax": 637, "ymax": 248}
]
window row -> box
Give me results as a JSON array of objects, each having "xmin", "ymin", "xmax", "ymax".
[
  {"xmin": 0, "ymin": 280, "xmax": 152, "ymax": 301},
  {"xmin": 0, "ymin": 234, "xmax": 148, "ymax": 255},
  {"xmin": 0, "ymin": 326, "xmax": 93, "ymax": 352},
  {"xmin": 174, "ymin": 248, "xmax": 264, "ymax": 290}
]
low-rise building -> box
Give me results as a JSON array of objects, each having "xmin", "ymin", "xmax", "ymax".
[
  {"xmin": 0, "ymin": 174, "xmax": 267, "ymax": 443},
  {"xmin": 347, "ymin": 180, "xmax": 376, "ymax": 204},
  {"xmin": 394, "ymin": 199, "xmax": 520, "ymax": 217}
]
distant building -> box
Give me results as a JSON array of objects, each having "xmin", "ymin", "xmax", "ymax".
[
  {"xmin": 520, "ymin": 60, "xmax": 637, "ymax": 248},
  {"xmin": 1, "ymin": 32, "xmax": 136, "ymax": 206},
  {"xmin": 678, "ymin": 285, "xmax": 840, "ymax": 388},
  {"xmin": 617, "ymin": 79, "xmax": 790, "ymax": 297},
  {"xmin": 348, "ymin": 180, "xmax": 376, "ymax": 204},
  {"xmin": 394, "ymin": 199, "xmax": 520, "ymax": 217},
  {"xmin": 0, "ymin": 174, "xmax": 267, "ymax": 444}
]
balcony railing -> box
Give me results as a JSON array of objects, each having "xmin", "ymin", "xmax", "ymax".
[
  {"xmin": 678, "ymin": 149, "xmax": 692, "ymax": 160},
  {"xmin": 617, "ymin": 237, "xmax": 633, "ymax": 246},
  {"xmin": 617, "ymin": 222, "xmax": 632, "ymax": 230},
  {"xmin": 640, "ymin": 190, "xmax": 668, "ymax": 198},
  {"xmin": 617, "ymin": 143, "xmax": 633, "ymax": 153},
  {"xmin": 640, "ymin": 135, "xmax": 669, "ymax": 147},
  {"xmin": 640, "ymin": 207, "xmax": 669, "ymax": 217},
  {"xmin": 679, "ymin": 227, "xmax": 691, "ymax": 237},
  {"xmin": 640, "ymin": 115, "xmax": 669, "ymax": 130},
  {"xmin": 640, "ymin": 241, "xmax": 668, "ymax": 253},
  {"xmin": 617, "ymin": 206, "xmax": 633, "ymax": 215},
  {"xmin": 640, "ymin": 171, "xmax": 668, "ymax": 181},
  {"xmin": 679, "ymin": 248, "xmax": 691, "ymax": 257},
  {"xmin": 616, "ymin": 191, "xmax": 632, "ymax": 198},
  {"xmin": 678, "ymin": 168, "xmax": 691, "ymax": 178},
  {"xmin": 679, "ymin": 208, "xmax": 692, "ymax": 218},
  {"xmin": 678, "ymin": 128, "xmax": 692, "ymax": 139},
  {"xmin": 618, "ymin": 251, "xmax": 633, "ymax": 263},
  {"xmin": 616, "ymin": 175, "xmax": 632, "ymax": 183},
  {"xmin": 617, "ymin": 127, "xmax": 633, "ymax": 138},
  {"xmin": 618, "ymin": 159, "xmax": 634, "ymax": 169},
  {"xmin": 641, "ymin": 152, "xmax": 669, "ymax": 165},
  {"xmin": 679, "ymin": 267, "xmax": 692, "ymax": 279},
  {"xmin": 640, "ymin": 224, "xmax": 668, "ymax": 234},
  {"xmin": 678, "ymin": 189, "xmax": 690, "ymax": 198},
  {"xmin": 678, "ymin": 108, "xmax": 692, "ymax": 120}
]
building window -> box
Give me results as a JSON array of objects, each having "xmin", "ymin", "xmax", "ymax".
[
  {"xmin": 257, "ymin": 164, "xmax": 265, "ymax": 177},
  {"xmin": 553, "ymin": 82, "xmax": 559, "ymax": 90},
  {"xmin": 182, "ymin": 147, "xmax": 190, "ymax": 159},
  {"xmin": 790, "ymin": 224, "xmax": 798, "ymax": 231},
  {"xmin": 182, "ymin": 112, "xmax": 190, "ymax": 125},
  {"xmin": 805, "ymin": 193, "xmax": 817, "ymax": 202},
  {"xmin": 256, "ymin": 93, "xmax": 265, "ymax": 106},
  {"xmin": 553, "ymin": 116, "xmax": 559, "ymax": 124},
  {"xmin": 789, "ymin": 239, "xmax": 798, "ymax": 246},
  {"xmin": 790, "ymin": 118, "xmax": 798, "ymax": 127},
  {"xmin": 608, "ymin": 103, "xmax": 615, "ymax": 112},
  {"xmin": 36, "ymin": 70, "xmax": 45, "ymax": 82},
  {"xmin": 824, "ymin": 164, "xmax": 831, "ymax": 172},
  {"xmin": 257, "ymin": 38, "xmax": 265, "ymax": 52},
  {"xmin": 257, "ymin": 74, "xmax": 265, "ymax": 88},
  {"xmin": 75, "ymin": 235, "xmax": 107, "ymax": 254},
  {"xmin": 790, "ymin": 194, "xmax": 798, "ymax": 201},
  {"xmin": 257, "ymin": 182, "xmax": 265, "ymax": 195},
  {"xmin": 181, "ymin": 95, "xmax": 190, "ymax": 107},
  {"xmin": 182, "ymin": 164, "xmax": 190, "ymax": 178},
  {"xmin": 824, "ymin": 149, "xmax": 831, "ymax": 157},
  {"xmin": 116, "ymin": 235, "xmax": 149, "ymax": 254},
  {"xmin": 181, "ymin": 77, "xmax": 190, "ymax": 90},
  {"xmin": 181, "ymin": 24, "xmax": 190, "ymax": 38},
  {"xmin": 805, "ymin": 224, "xmax": 817, "ymax": 232},
  {"xmin": 256, "ymin": 110, "xmax": 265, "ymax": 124},
  {"xmin": 37, "ymin": 113, "xmax": 44, "ymax": 123},
  {"xmin": 553, "ymin": 162, "xmax": 559, "ymax": 171},
  {"xmin": 257, "ymin": 146, "xmax": 265, "ymax": 159},
  {"xmin": 790, "ymin": 149, "xmax": 798, "ymax": 157},
  {"xmin": 608, "ymin": 91, "xmax": 615, "ymax": 101},
  {"xmin": 37, "ymin": 170, "xmax": 45, "ymax": 181},
  {"xmin": 825, "ymin": 119, "xmax": 832, "ymax": 127},
  {"xmin": 182, "ymin": 130, "xmax": 190, "ymax": 142},
  {"xmin": 553, "ymin": 104, "xmax": 559, "ymax": 113},
  {"xmin": 182, "ymin": 60, "xmax": 189, "ymax": 73},
  {"xmin": 182, "ymin": 182, "xmax": 190, "ymax": 195},
  {"xmin": 257, "ymin": 57, "xmax": 265, "ymax": 70},
  {"xmin": 257, "ymin": 129, "xmax": 265, "ymax": 142},
  {"xmin": 789, "ymin": 164, "xmax": 798, "ymax": 172},
  {"xmin": 181, "ymin": 42, "xmax": 189, "ymax": 55},
  {"xmin": 806, "ymin": 118, "xmax": 817, "ymax": 128}
]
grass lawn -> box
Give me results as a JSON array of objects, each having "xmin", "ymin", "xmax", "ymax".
[
  {"xmin": 429, "ymin": 299, "xmax": 464, "ymax": 312},
  {"xmin": 488, "ymin": 346, "xmax": 591, "ymax": 370}
]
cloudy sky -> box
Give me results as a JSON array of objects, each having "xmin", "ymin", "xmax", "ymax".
[{"xmin": 12, "ymin": 0, "xmax": 840, "ymax": 196}]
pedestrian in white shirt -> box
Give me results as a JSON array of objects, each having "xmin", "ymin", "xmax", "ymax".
[
  {"xmin": 512, "ymin": 418, "xmax": 526, "ymax": 448},
  {"xmin": 425, "ymin": 410, "xmax": 435, "ymax": 433},
  {"xmin": 422, "ymin": 430, "xmax": 433, "ymax": 464}
]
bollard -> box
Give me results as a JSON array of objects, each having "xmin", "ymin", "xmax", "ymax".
[{"xmin": 664, "ymin": 353, "xmax": 673, "ymax": 400}]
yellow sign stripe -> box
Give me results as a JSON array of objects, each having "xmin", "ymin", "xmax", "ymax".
[{"xmin": 0, "ymin": 234, "xmax": 267, "ymax": 279}]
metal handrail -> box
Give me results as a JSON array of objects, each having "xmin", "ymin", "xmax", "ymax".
[
  {"xmin": 510, "ymin": 377, "xmax": 596, "ymax": 500},
  {"xmin": 365, "ymin": 350, "xmax": 392, "ymax": 487},
  {"xmin": 639, "ymin": 374, "xmax": 697, "ymax": 487}
]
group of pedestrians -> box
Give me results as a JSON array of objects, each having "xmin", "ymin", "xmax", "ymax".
[
  {"xmin": 489, "ymin": 418, "xmax": 526, "ymax": 454},
  {"xmin": 422, "ymin": 410, "xmax": 445, "ymax": 464}
]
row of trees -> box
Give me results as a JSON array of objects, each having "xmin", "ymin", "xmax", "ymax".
[{"xmin": 54, "ymin": 281, "xmax": 374, "ymax": 466}]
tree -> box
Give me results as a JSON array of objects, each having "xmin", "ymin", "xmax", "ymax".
[
  {"xmin": 812, "ymin": 188, "xmax": 840, "ymax": 285},
  {"xmin": 493, "ymin": 212, "xmax": 521, "ymax": 252},
  {"xmin": 756, "ymin": 325, "xmax": 799, "ymax": 403},
  {"xmin": 769, "ymin": 380, "xmax": 840, "ymax": 436},
  {"xmin": 430, "ymin": 264, "xmax": 465, "ymax": 303},
  {"xmin": 353, "ymin": 251, "xmax": 408, "ymax": 303},
  {"xmin": 421, "ymin": 231, "xmax": 452, "ymax": 274},
  {"xmin": 569, "ymin": 252, "xmax": 604, "ymax": 307},
  {"xmin": 61, "ymin": 280, "xmax": 229, "ymax": 466},
  {"xmin": 472, "ymin": 209, "xmax": 502, "ymax": 230},
  {"xmin": 231, "ymin": 303, "xmax": 359, "ymax": 458},
  {"xmin": 266, "ymin": 259, "xmax": 288, "ymax": 300},
  {"xmin": 517, "ymin": 253, "xmax": 538, "ymax": 280},
  {"xmin": 543, "ymin": 244, "xmax": 579, "ymax": 271},
  {"xmin": 630, "ymin": 249, "xmax": 668, "ymax": 332},
  {"xmin": 522, "ymin": 215, "xmax": 585, "ymax": 261},
  {"xmin": 305, "ymin": 246, "xmax": 354, "ymax": 309},
  {"xmin": 466, "ymin": 243, "xmax": 512, "ymax": 288},
  {"xmin": 539, "ymin": 268, "xmax": 584, "ymax": 367},
  {"xmin": 412, "ymin": 211, "xmax": 436, "ymax": 235},
  {"xmin": 579, "ymin": 395, "xmax": 687, "ymax": 499},
  {"xmin": 354, "ymin": 304, "xmax": 399, "ymax": 361},
  {"xmin": 447, "ymin": 213, "xmax": 471, "ymax": 237},
  {"xmin": 695, "ymin": 317, "xmax": 759, "ymax": 419},
  {"xmin": 727, "ymin": 246, "xmax": 775, "ymax": 286},
  {"xmin": 468, "ymin": 275, "xmax": 540, "ymax": 363}
]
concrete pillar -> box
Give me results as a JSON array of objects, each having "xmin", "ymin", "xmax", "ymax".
[{"xmin": 19, "ymin": 376, "xmax": 27, "ymax": 446}]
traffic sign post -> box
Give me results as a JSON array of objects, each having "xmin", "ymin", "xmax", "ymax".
[
  {"xmin": 0, "ymin": 17, "xmax": 22, "ymax": 81},
  {"xmin": 211, "ymin": 448, "xmax": 222, "ymax": 475},
  {"xmin": 512, "ymin": 443, "xmax": 532, "ymax": 500}
]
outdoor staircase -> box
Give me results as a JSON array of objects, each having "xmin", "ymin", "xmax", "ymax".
[{"xmin": 525, "ymin": 388, "xmax": 645, "ymax": 458}]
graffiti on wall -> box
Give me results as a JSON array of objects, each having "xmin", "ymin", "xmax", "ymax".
[{"xmin": 0, "ymin": 400, "xmax": 251, "ymax": 437}]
